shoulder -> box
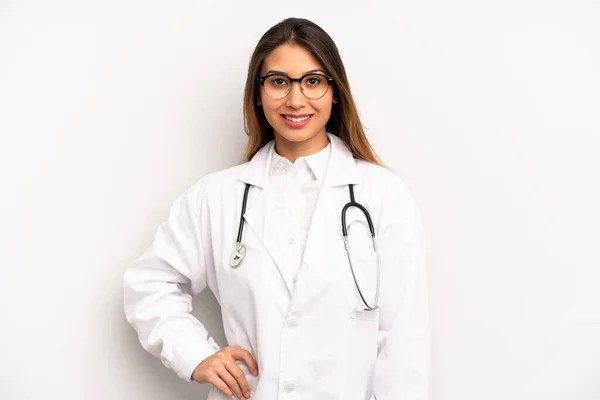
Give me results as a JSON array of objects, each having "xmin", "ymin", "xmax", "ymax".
[
  {"xmin": 356, "ymin": 160, "xmax": 411, "ymax": 200},
  {"xmin": 356, "ymin": 160, "xmax": 401, "ymax": 183},
  {"xmin": 186, "ymin": 162, "xmax": 248, "ymax": 199},
  {"xmin": 356, "ymin": 160, "xmax": 424, "ymax": 237},
  {"xmin": 355, "ymin": 159, "xmax": 421, "ymax": 223}
]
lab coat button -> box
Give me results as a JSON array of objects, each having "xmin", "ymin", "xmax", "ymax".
[
  {"xmin": 284, "ymin": 383, "xmax": 295, "ymax": 392},
  {"xmin": 286, "ymin": 319, "xmax": 298, "ymax": 329}
]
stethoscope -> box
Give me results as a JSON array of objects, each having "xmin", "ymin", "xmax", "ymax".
[{"xmin": 229, "ymin": 183, "xmax": 381, "ymax": 311}]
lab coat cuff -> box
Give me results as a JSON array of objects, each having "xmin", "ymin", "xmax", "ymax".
[{"xmin": 170, "ymin": 336, "xmax": 221, "ymax": 382}]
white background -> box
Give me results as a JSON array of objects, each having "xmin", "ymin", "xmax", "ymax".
[{"xmin": 1, "ymin": 1, "xmax": 599, "ymax": 399}]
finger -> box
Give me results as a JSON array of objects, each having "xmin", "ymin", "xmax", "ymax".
[
  {"xmin": 206, "ymin": 373, "xmax": 235, "ymax": 399},
  {"xmin": 224, "ymin": 361, "xmax": 251, "ymax": 399},
  {"xmin": 218, "ymin": 367, "xmax": 244, "ymax": 400},
  {"xmin": 230, "ymin": 348, "xmax": 259, "ymax": 376},
  {"xmin": 240, "ymin": 352, "xmax": 259, "ymax": 377}
]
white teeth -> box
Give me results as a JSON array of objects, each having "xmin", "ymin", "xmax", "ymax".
[{"xmin": 284, "ymin": 115, "xmax": 310, "ymax": 122}]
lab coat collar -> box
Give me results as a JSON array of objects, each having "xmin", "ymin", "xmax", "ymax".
[{"xmin": 237, "ymin": 132, "xmax": 361, "ymax": 188}]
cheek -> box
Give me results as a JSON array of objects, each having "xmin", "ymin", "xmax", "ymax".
[
  {"xmin": 257, "ymin": 90, "xmax": 269, "ymax": 108},
  {"xmin": 262, "ymin": 101, "xmax": 279, "ymax": 117},
  {"xmin": 260, "ymin": 99, "xmax": 284, "ymax": 127},
  {"xmin": 314, "ymin": 99, "xmax": 334, "ymax": 118},
  {"xmin": 261, "ymin": 96, "xmax": 284, "ymax": 116},
  {"xmin": 318, "ymin": 90, "xmax": 335, "ymax": 111}
]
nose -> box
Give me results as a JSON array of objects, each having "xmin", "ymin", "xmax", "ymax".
[{"xmin": 285, "ymin": 81, "xmax": 306, "ymax": 109}]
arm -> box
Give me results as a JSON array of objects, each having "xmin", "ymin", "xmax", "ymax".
[
  {"xmin": 123, "ymin": 180, "xmax": 220, "ymax": 381},
  {"xmin": 371, "ymin": 180, "xmax": 430, "ymax": 399}
]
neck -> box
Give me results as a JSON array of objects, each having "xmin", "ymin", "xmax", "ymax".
[{"xmin": 274, "ymin": 131, "xmax": 329, "ymax": 163}]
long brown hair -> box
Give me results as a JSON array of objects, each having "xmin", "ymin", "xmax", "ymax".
[{"xmin": 242, "ymin": 17, "xmax": 383, "ymax": 166}]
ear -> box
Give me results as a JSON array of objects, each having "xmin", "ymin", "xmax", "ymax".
[{"xmin": 332, "ymin": 97, "xmax": 338, "ymax": 104}]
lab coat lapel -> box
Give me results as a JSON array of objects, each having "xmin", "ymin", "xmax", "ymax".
[
  {"xmin": 236, "ymin": 134, "xmax": 362, "ymax": 297},
  {"xmin": 301, "ymin": 133, "xmax": 362, "ymax": 274},
  {"xmin": 237, "ymin": 141, "xmax": 294, "ymax": 296}
]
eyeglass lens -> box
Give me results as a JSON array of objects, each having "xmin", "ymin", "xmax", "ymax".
[{"xmin": 263, "ymin": 74, "xmax": 329, "ymax": 100}]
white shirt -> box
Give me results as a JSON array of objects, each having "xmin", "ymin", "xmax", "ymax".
[{"xmin": 268, "ymin": 141, "xmax": 331, "ymax": 290}]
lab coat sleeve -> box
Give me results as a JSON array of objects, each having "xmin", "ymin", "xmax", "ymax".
[
  {"xmin": 371, "ymin": 179, "xmax": 430, "ymax": 399},
  {"xmin": 123, "ymin": 179, "xmax": 221, "ymax": 381}
]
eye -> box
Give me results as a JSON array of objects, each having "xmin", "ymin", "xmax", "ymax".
[
  {"xmin": 266, "ymin": 75, "xmax": 289, "ymax": 87},
  {"xmin": 304, "ymin": 75, "xmax": 324, "ymax": 87}
]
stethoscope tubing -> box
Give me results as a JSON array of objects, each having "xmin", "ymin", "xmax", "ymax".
[
  {"xmin": 232, "ymin": 182, "xmax": 381, "ymax": 311},
  {"xmin": 235, "ymin": 183, "xmax": 251, "ymax": 245},
  {"xmin": 342, "ymin": 184, "xmax": 380, "ymax": 311}
]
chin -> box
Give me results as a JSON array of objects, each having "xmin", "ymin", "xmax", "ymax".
[
  {"xmin": 278, "ymin": 130, "xmax": 315, "ymax": 142},
  {"xmin": 275, "ymin": 124, "xmax": 326, "ymax": 143}
]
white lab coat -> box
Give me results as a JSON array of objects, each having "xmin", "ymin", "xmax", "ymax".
[{"xmin": 124, "ymin": 133, "xmax": 429, "ymax": 400}]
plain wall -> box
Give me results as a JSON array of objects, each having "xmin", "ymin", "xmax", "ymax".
[{"xmin": 1, "ymin": 1, "xmax": 599, "ymax": 399}]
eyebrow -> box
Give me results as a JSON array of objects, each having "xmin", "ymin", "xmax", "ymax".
[{"xmin": 264, "ymin": 69, "xmax": 327, "ymax": 76}]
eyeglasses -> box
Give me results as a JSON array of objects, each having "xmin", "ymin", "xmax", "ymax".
[{"xmin": 257, "ymin": 73, "xmax": 334, "ymax": 100}]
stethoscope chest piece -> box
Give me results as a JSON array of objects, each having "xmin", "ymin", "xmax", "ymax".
[{"xmin": 229, "ymin": 243, "xmax": 246, "ymax": 268}]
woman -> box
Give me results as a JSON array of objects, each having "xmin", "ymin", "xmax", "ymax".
[{"xmin": 124, "ymin": 17, "xmax": 429, "ymax": 400}]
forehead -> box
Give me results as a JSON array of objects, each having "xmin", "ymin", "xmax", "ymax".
[{"xmin": 261, "ymin": 43, "xmax": 325, "ymax": 75}]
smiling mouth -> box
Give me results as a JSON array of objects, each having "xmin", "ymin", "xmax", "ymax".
[{"xmin": 282, "ymin": 114, "xmax": 312, "ymax": 122}]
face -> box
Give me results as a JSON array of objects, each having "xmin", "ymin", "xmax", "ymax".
[{"xmin": 258, "ymin": 43, "xmax": 336, "ymax": 152}]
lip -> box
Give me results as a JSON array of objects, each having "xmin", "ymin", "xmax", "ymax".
[{"xmin": 280, "ymin": 114, "xmax": 313, "ymax": 129}]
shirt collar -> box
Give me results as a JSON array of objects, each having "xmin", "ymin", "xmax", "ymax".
[
  {"xmin": 269, "ymin": 139, "xmax": 331, "ymax": 181},
  {"xmin": 238, "ymin": 132, "xmax": 361, "ymax": 188}
]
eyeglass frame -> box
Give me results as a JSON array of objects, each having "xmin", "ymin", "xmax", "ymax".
[{"xmin": 256, "ymin": 72, "xmax": 335, "ymax": 100}]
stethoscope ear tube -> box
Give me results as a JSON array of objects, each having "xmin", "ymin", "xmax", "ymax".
[
  {"xmin": 236, "ymin": 183, "xmax": 251, "ymax": 243},
  {"xmin": 344, "ymin": 236, "xmax": 381, "ymax": 311},
  {"xmin": 341, "ymin": 185, "xmax": 376, "ymax": 238},
  {"xmin": 342, "ymin": 185, "xmax": 380, "ymax": 311}
]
